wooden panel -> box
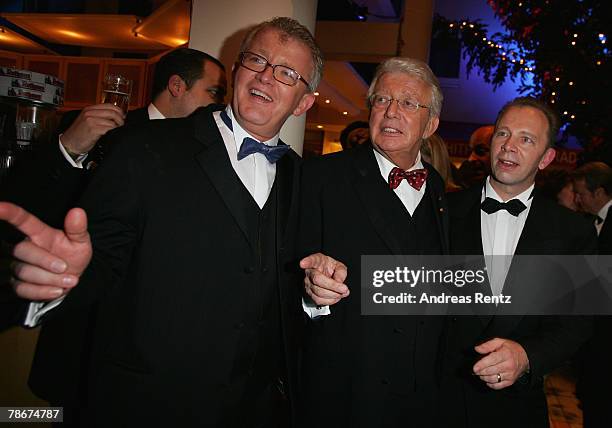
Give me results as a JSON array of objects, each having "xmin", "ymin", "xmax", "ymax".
[
  {"xmin": 103, "ymin": 60, "xmax": 146, "ymax": 109},
  {"xmin": 0, "ymin": 50, "xmax": 23, "ymax": 68},
  {"xmin": 143, "ymin": 61, "xmax": 157, "ymax": 106},
  {"xmin": 64, "ymin": 59, "xmax": 102, "ymax": 107},
  {"xmin": 23, "ymin": 55, "xmax": 62, "ymax": 78}
]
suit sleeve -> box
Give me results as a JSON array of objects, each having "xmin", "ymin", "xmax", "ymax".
[
  {"xmin": 297, "ymin": 158, "xmax": 327, "ymax": 259},
  {"xmin": 58, "ymin": 127, "xmax": 145, "ymax": 313}
]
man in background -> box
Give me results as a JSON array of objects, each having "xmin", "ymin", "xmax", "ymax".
[
  {"xmin": 572, "ymin": 161, "xmax": 612, "ymax": 428},
  {"xmin": 456, "ymin": 124, "xmax": 494, "ymax": 189}
]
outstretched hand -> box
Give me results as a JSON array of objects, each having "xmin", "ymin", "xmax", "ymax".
[
  {"xmin": 300, "ymin": 253, "xmax": 349, "ymax": 306},
  {"xmin": 0, "ymin": 202, "xmax": 92, "ymax": 301}
]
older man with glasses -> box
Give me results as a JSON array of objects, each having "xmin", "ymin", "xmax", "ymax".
[{"xmin": 298, "ymin": 57, "xmax": 449, "ymax": 428}]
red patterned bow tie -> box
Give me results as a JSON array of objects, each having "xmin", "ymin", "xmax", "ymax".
[{"xmin": 388, "ymin": 167, "xmax": 428, "ymax": 190}]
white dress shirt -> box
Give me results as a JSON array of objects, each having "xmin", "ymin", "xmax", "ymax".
[
  {"xmin": 303, "ymin": 148, "xmax": 427, "ymax": 318},
  {"xmin": 595, "ymin": 199, "xmax": 612, "ymax": 236},
  {"xmin": 481, "ymin": 177, "xmax": 534, "ymax": 296},
  {"xmin": 213, "ymin": 106, "xmax": 278, "ymax": 208}
]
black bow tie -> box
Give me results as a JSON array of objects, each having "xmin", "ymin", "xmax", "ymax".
[{"xmin": 481, "ymin": 197, "xmax": 527, "ymax": 217}]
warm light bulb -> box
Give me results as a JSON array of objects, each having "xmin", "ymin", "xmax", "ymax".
[
  {"xmin": 314, "ymin": 92, "xmax": 320, "ymax": 96},
  {"xmin": 325, "ymin": 99, "xmax": 331, "ymax": 104}
]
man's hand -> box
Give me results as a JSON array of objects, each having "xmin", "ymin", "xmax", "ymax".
[
  {"xmin": 472, "ymin": 337, "xmax": 530, "ymax": 390},
  {"xmin": 300, "ymin": 253, "xmax": 349, "ymax": 306},
  {"xmin": 61, "ymin": 104, "xmax": 125, "ymax": 155},
  {"xmin": 0, "ymin": 202, "xmax": 92, "ymax": 301}
]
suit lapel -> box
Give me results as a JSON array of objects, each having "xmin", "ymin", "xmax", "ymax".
[
  {"xmin": 484, "ymin": 194, "xmax": 552, "ymax": 335},
  {"xmin": 192, "ymin": 108, "xmax": 253, "ymax": 247},
  {"xmin": 347, "ymin": 145, "xmax": 405, "ymax": 254},
  {"xmin": 450, "ymin": 186, "xmax": 496, "ymax": 324},
  {"xmin": 424, "ymin": 162, "xmax": 450, "ymax": 254}
]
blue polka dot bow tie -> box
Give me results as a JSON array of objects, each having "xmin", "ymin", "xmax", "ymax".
[{"xmin": 220, "ymin": 110, "xmax": 289, "ymax": 163}]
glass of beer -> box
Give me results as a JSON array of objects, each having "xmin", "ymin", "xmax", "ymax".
[{"xmin": 101, "ymin": 74, "xmax": 132, "ymax": 113}]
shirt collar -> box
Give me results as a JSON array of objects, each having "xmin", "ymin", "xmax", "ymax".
[
  {"xmin": 483, "ymin": 176, "xmax": 534, "ymax": 205},
  {"xmin": 224, "ymin": 105, "xmax": 279, "ymax": 150},
  {"xmin": 597, "ymin": 199, "xmax": 612, "ymax": 223},
  {"xmin": 147, "ymin": 103, "xmax": 165, "ymax": 120},
  {"xmin": 373, "ymin": 148, "xmax": 424, "ymax": 184}
]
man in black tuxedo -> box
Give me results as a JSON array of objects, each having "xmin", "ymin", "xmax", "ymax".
[
  {"xmin": 1, "ymin": 17, "xmax": 338, "ymax": 427},
  {"xmin": 2, "ymin": 48, "xmax": 227, "ymax": 231},
  {"xmin": 0, "ymin": 48, "xmax": 227, "ymax": 421},
  {"xmin": 299, "ymin": 57, "xmax": 449, "ymax": 428},
  {"xmin": 572, "ymin": 161, "xmax": 612, "ymax": 428},
  {"xmin": 440, "ymin": 97, "xmax": 596, "ymax": 427}
]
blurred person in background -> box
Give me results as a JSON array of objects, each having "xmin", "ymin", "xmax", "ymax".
[
  {"xmin": 456, "ymin": 124, "xmax": 494, "ymax": 189},
  {"xmin": 339, "ymin": 120, "xmax": 369, "ymax": 150},
  {"xmin": 421, "ymin": 133, "xmax": 460, "ymax": 191},
  {"xmin": 536, "ymin": 168, "xmax": 578, "ymax": 211}
]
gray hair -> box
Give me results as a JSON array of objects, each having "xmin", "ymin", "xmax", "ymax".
[
  {"xmin": 239, "ymin": 17, "xmax": 324, "ymax": 92},
  {"xmin": 366, "ymin": 57, "xmax": 443, "ymax": 119}
]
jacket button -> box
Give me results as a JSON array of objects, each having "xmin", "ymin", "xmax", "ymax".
[
  {"xmin": 393, "ymin": 327, "xmax": 404, "ymax": 334},
  {"xmin": 262, "ymin": 266, "xmax": 269, "ymax": 273},
  {"xmin": 244, "ymin": 266, "xmax": 255, "ymax": 274},
  {"xmin": 381, "ymin": 378, "xmax": 390, "ymax": 385},
  {"xmin": 235, "ymin": 322, "xmax": 245, "ymax": 329}
]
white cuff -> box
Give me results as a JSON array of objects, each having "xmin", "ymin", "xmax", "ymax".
[
  {"xmin": 59, "ymin": 135, "xmax": 87, "ymax": 169},
  {"xmin": 302, "ymin": 297, "xmax": 330, "ymax": 319},
  {"xmin": 24, "ymin": 296, "xmax": 66, "ymax": 327}
]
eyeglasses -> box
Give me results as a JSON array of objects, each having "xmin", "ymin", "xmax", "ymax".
[
  {"xmin": 369, "ymin": 94, "xmax": 430, "ymax": 113},
  {"xmin": 239, "ymin": 51, "xmax": 310, "ymax": 88}
]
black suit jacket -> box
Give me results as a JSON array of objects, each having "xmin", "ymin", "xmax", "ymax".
[
  {"xmin": 298, "ymin": 143, "xmax": 449, "ymax": 428},
  {"xmin": 0, "ymin": 106, "xmax": 152, "ymax": 396},
  {"xmin": 440, "ymin": 184, "xmax": 596, "ymax": 428},
  {"xmin": 579, "ymin": 207, "xmax": 612, "ymax": 428},
  {"xmin": 0, "ymin": 107, "xmax": 152, "ymax": 330},
  {"xmin": 32, "ymin": 105, "xmax": 304, "ymax": 426}
]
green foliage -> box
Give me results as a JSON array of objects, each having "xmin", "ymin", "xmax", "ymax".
[{"xmin": 433, "ymin": 1, "xmax": 611, "ymax": 145}]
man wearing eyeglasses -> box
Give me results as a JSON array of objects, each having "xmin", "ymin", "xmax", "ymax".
[
  {"xmin": 299, "ymin": 57, "xmax": 449, "ymax": 427},
  {"xmin": 1, "ymin": 17, "xmax": 344, "ymax": 427}
]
